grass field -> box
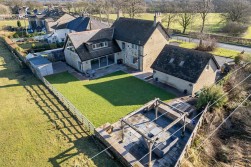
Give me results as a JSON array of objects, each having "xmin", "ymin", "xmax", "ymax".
[
  {"xmin": 243, "ymin": 27, "xmax": 251, "ymax": 39},
  {"xmin": 0, "ymin": 19, "xmax": 28, "ymax": 28},
  {"xmin": 96, "ymin": 13, "xmax": 251, "ymax": 39},
  {"xmin": 171, "ymin": 39, "xmax": 243, "ymax": 58},
  {"xmin": 46, "ymin": 71, "xmax": 175, "ymax": 127},
  {"xmin": 0, "ymin": 41, "xmax": 121, "ymax": 167}
]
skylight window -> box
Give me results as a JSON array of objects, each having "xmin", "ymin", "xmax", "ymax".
[
  {"xmin": 179, "ymin": 61, "xmax": 185, "ymax": 66},
  {"xmin": 169, "ymin": 58, "xmax": 175, "ymax": 63}
]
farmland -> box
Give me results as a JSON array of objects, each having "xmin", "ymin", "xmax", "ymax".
[{"xmin": 0, "ymin": 40, "xmax": 121, "ymax": 167}]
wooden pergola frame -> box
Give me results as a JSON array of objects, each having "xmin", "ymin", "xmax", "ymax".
[{"xmin": 120, "ymin": 99, "xmax": 188, "ymax": 167}]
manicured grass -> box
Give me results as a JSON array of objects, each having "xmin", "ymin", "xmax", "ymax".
[
  {"xmin": 0, "ymin": 19, "xmax": 28, "ymax": 28},
  {"xmin": 46, "ymin": 71, "xmax": 175, "ymax": 127},
  {"xmin": 0, "ymin": 42, "xmax": 121, "ymax": 167}
]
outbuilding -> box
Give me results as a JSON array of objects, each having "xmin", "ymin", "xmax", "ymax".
[
  {"xmin": 151, "ymin": 45, "xmax": 220, "ymax": 95},
  {"xmin": 28, "ymin": 56, "xmax": 53, "ymax": 76}
]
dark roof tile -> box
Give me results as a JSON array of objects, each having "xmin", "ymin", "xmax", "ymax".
[
  {"xmin": 112, "ymin": 17, "xmax": 168, "ymax": 46},
  {"xmin": 151, "ymin": 45, "xmax": 220, "ymax": 83},
  {"xmin": 68, "ymin": 28, "xmax": 121, "ymax": 61}
]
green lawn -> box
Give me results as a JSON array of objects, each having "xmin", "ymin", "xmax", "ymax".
[
  {"xmin": 243, "ymin": 27, "xmax": 251, "ymax": 39},
  {"xmin": 46, "ymin": 71, "xmax": 175, "ymax": 127},
  {"xmin": 0, "ymin": 19, "xmax": 28, "ymax": 28},
  {"xmin": 0, "ymin": 41, "xmax": 121, "ymax": 167},
  {"xmin": 170, "ymin": 39, "xmax": 243, "ymax": 58},
  {"xmin": 18, "ymin": 42, "xmax": 46, "ymax": 50}
]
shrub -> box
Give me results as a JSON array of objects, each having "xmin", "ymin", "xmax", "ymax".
[
  {"xmin": 31, "ymin": 43, "xmax": 36, "ymax": 48},
  {"xmin": 13, "ymin": 33, "xmax": 19, "ymax": 38},
  {"xmin": 196, "ymin": 38, "xmax": 217, "ymax": 51},
  {"xmin": 17, "ymin": 20, "xmax": 21, "ymax": 28},
  {"xmin": 234, "ymin": 54, "xmax": 243, "ymax": 65},
  {"xmin": 221, "ymin": 22, "xmax": 248, "ymax": 36},
  {"xmin": 197, "ymin": 86, "xmax": 228, "ymax": 110},
  {"xmin": 50, "ymin": 43, "xmax": 57, "ymax": 49}
]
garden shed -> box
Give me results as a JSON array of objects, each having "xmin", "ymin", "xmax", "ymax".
[{"xmin": 28, "ymin": 56, "xmax": 53, "ymax": 76}]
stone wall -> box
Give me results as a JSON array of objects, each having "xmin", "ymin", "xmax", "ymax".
[
  {"xmin": 143, "ymin": 26, "xmax": 169, "ymax": 71},
  {"xmin": 193, "ymin": 59, "xmax": 218, "ymax": 94},
  {"xmin": 153, "ymin": 70, "xmax": 194, "ymax": 95}
]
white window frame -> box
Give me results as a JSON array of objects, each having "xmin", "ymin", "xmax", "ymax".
[{"xmin": 92, "ymin": 41, "xmax": 108, "ymax": 50}]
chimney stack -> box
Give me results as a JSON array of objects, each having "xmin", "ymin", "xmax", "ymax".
[
  {"xmin": 153, "ymin": 13, "xmax": 157, "ymax": 27},
  {"xmin": 117, "ymin": 9, "xmax": 122, "ymax": 19}
]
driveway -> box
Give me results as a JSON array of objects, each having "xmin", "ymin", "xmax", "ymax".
[{"xmin": 172, "ymin": 35, "xmax": 251, "ymax": 53}]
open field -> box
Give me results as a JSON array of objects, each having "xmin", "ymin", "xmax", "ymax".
[
  {"xmin": 0, "ymin": 19, "xmax": 28, "ymax": 28},
  {"xmin": 95, "ymin": 13, "xmax": 251, "ymax": 39},
  {"xmin": 46, "ymin": 71, "xmax": 175, "ymax": 127},
  {"xmin": 0, "ymin": 41, "xmax": 121, "ymax": 167}
]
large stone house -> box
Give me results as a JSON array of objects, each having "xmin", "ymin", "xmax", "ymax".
[
  {"xmin": 63, "ymin": 17, "xmax": 170, "ymax": 73},
  {"xmin": 64, "ymin": 28, "xmax": 121, "ymax": 72},
  {"xmin": 151, "ymin": 45, "xmax": 220, "ymax": 95}
]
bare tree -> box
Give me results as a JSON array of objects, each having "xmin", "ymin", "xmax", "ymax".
[
  {"xmin": 25, "ymin": 1, "xmax": 43, "ymax": 10},
  {"xmin": 195, "ymin": 0, "xmax": 214, "ymax": 47},
  {"xmin": 77, "ymin": 0, "xmax": 95, "ymax": 15},
  {"xmin": 177, "ymin": 2, "xmax": 194, "ymax": 34},
  {"xmin": 65, "ymin": 2, "xmax": 72, "ymax": 13},
  {"xmin": 95, "ymin": 0, "xmax": 106, "ymax": 18},
  {"xmin": 112, "ymin": 0, "xmax": 125, "ymax": 14},
  {"xmin": 124, "ymin": 0, "xmax": 145, "ymax": 18},
  {"xmin": 221, "ymin": 0, "xmax": 251, "ymax": 24},
  {"xmin": 161, "ymin": 1, "xmax": 178, "ymax": 29},
  {"xmin": 0, "ymin": 4, "xmax": 11, "ymax": 15}
]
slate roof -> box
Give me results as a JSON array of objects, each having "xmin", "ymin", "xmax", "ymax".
[
  {"xmin": 67, "ymin": 28, "xmax": 121, "ymax": 62},
  {"xmin": 151, "ymin": 45, "xmax": 220, "ymax": 83},
  {"xmin": 51, "ymin": 14, "xmax": 76, "ymax": 30},
  {"xmin": 67, "ymin": 17, "xmax": 90, "ymax": 32},
  {"xmin": 112, "ymin": 17, "xmax": 169, "ymax": 46}
]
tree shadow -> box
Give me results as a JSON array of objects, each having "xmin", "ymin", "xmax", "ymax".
[
  {"xmin": 0, "ymin": 41, "xmax": 122, "ymax": 167},
  {"xmin": 23, "ymin": 83, "xmax": 122, "ymax": 167}
]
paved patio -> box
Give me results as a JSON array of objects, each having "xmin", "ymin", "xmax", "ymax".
[{"xmin": 96, "ymin": 100, "xmax": 197, "ymax": 167}]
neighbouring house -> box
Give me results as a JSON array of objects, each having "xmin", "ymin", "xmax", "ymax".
[
  {"xmin": 151, "ymin": 45, "xmax": 220, "ymax": 95},
  {"xmin": 64, "ymin": 28, "xmax": 121, "ymax": 73},
  {"xmin": 28, "ymin": 9, "xmax": 64, "ymax": 32},
  {"xmin": 63, "ymin": 16, "xmax": 170, "ymax": 73},
  {"xmin": 46, "ymin": 14, "xmax": 109, "ymax": 43}
]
